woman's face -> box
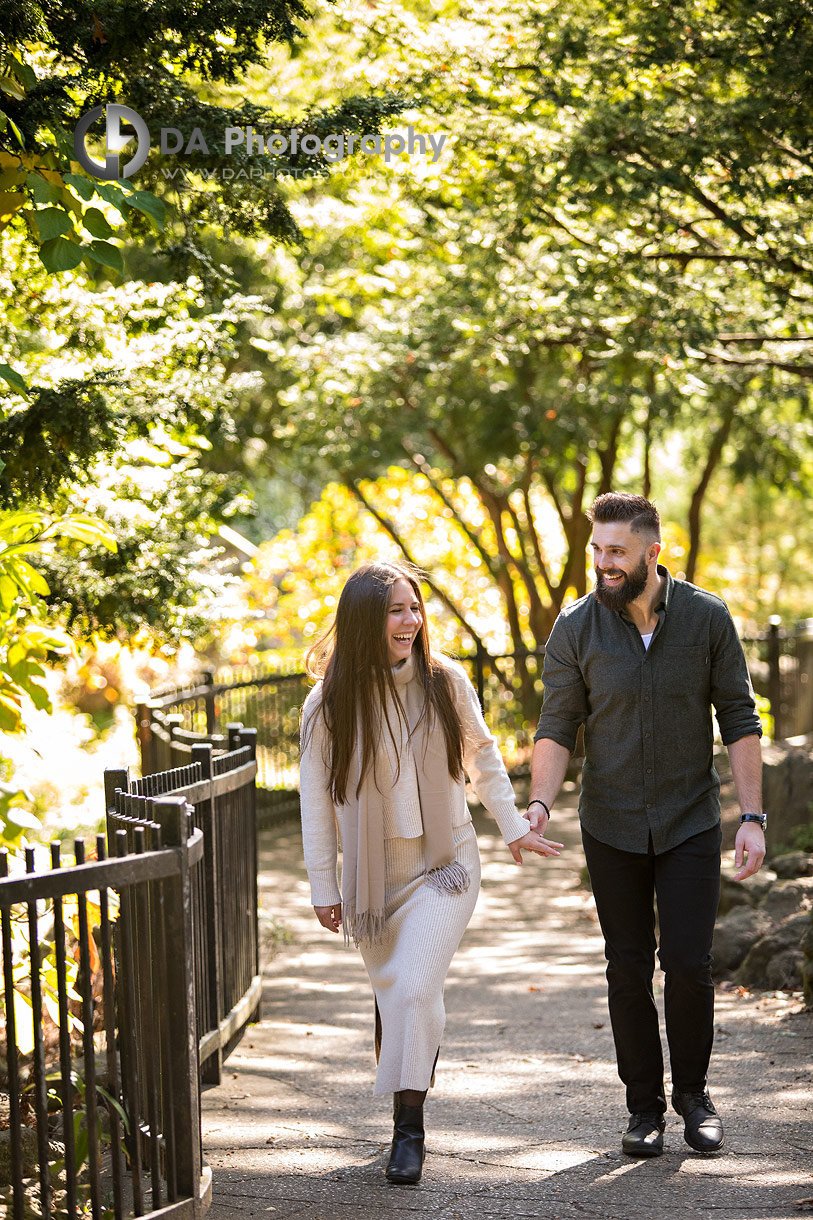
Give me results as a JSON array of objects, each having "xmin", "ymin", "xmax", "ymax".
[{"xmin": 385, "ymin": 577, "xmax": 422, "ymax": 666}]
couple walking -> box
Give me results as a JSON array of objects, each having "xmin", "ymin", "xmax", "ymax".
[{"xmin": 299, "ymin": 492, "xmax": 765, "ymax": 1183}]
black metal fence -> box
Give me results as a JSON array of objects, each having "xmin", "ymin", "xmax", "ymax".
[
  {"xmin": 137, "ymin": 668, "xmax": 308, "ymax": 823},
  {"xmin": 119, "ymin": 724, "xmax": 261, "ymax": 1084},
  {"xmin": 0, "ymin": 724, "xmax": 261, "ymax": 1219},
  {"xmin": 0, "ymin": 798, "xmax": 211, "ymax": 1220},
  {"xmin": 744, "ymin": 620, "xmax": 813, "ymax": 742}
]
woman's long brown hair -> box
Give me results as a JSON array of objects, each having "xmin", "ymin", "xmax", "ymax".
[{"xmin": 303, "ymin": 562, "xmax": 464, "ymax": 804}]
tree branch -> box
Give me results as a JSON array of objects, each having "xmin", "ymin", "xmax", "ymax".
[
  {"xmin": 345, "ymin": 477, "xmax": 490, "ymax": 653},
  {"xmin": 403, "ymin": 447, "xmax": 501, "ymax": 580},
  {"xmin": 685, "ymin": 400, "xmax": 738, "ymax": 583}
]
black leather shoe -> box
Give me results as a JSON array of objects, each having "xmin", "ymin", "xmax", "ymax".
[
  {"xmin": 621, "ymin": 1112, "xmax": 666, "ymax": 1157},
  {"xmin": 672, "ymin": 1089, "xmax": 724, "ymax": 1152},
  {"xmin": 385, "ymin": 1096, "xmax": 425, "ymax": 1185}
]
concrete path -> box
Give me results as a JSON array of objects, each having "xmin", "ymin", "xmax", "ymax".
[{"xmin": 201, "ymin": 789, "xmax": 813, "ymax": 1220}]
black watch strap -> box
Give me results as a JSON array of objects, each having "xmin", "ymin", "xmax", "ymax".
[{"xmin": 740, "ymin": 813, "xmax": 767, "ymax": 830}]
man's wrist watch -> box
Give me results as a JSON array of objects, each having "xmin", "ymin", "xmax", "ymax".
[{"xmin": 740, "ymin": 813, "xmax": 767, "ymax": 831}]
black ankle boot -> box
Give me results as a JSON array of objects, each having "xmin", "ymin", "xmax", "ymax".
[{"xmin": 385, "ymin": 1094, "xmax": 425, "ymax": 1185}]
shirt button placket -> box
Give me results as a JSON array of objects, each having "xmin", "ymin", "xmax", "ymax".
[{"xmin": 642, "ymin": 657, "xmax": 656, "ymax": 822}]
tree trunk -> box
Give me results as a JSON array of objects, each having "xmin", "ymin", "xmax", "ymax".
[{"xmin": 685, "ymin": 401, "xmax": 737, "ymax": 583}]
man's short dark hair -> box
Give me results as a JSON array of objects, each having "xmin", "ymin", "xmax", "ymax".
[{"xmin": 588, "ymin": 492, "xmax": 661, "ymax": 541}]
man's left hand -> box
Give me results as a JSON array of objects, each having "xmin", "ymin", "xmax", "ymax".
[{"xmin": 733, "ymin": 822, "xmax": 766, "ymax": 881}]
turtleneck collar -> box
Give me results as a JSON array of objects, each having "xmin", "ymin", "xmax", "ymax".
[{"xmin": 392, "ymin": 650, "xmax": 417, "ymax": 686}]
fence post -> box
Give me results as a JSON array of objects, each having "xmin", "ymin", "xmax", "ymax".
[
  {"xmin": 227, "ymin": 722, "xmax": 243, "ymax": 752},
  {"xmin": 104, "ymin": 767, "xmax": 129, "ymax": 849},
  {"xmin": 203, "ymin": 671, "xmax": 216, "ymax": 735},
  {"xmin": 152, "ymin": 796, "xmax": 203, "ymax": 1207},
  {"xmin": 768, "ymin": 618, "xmax": 783, "ymax": 742},
  {"xmin": 192, "ymin": 742, "xmax": 223, "ymax": 1085},
  {"xmin": 135, "ymin": 702, "xmax": 153, "ymax": 776}
]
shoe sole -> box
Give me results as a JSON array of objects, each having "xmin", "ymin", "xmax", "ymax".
[
  {"xmin": 682, "ymin": 1132, "xmax": 724, "ymax": 1154},
  {"xmin": 622, "ymin": 1140, "xmax": 664, "ymax": 1158}
]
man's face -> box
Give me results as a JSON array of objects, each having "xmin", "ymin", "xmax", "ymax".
[{"xmin": 590, "ymin": 521, "xmax": 655, "ymax": 610}]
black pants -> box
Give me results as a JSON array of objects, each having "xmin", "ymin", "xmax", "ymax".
[{"xmin": 581, "ymin": 823, "xmax": 722, "ymax": 1115}]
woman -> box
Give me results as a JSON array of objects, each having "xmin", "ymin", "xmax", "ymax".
[{"xmin": 299, "ymin": 562, "xmax": 562, "ymax": 1185}]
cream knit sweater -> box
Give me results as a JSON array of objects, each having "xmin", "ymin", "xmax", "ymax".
[{"xmin": 299, "ymin": 656, "xmax": 530, "ymax": 907}]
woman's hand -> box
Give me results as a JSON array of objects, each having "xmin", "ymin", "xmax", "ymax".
[
  {"xmin": 314, "ymin": 903, "xmax": 342, "ymax": 933},
  {"xmin": 508, "ymin": 829, "xmax": 564, "ymax": 864}
]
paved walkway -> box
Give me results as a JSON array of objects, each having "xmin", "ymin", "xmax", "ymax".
[{"xmin": 202, "ymin": 790, "xmax": 813, "ymax": 1220}]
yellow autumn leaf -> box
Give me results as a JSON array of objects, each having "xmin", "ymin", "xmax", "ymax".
[{"xmin": 13, "ymin": 989, "xmax": 35, "ymax": 1056}]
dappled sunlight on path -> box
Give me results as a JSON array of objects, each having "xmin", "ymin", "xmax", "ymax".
[{"xmin": 201, "ymin": 793, "xmax": 813, "ymax": 1220}]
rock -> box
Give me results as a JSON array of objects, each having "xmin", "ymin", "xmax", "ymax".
[
  {"xmin": 759, "ymin": 877, "xmax": 813, "ymax": 922},
  {"xmin": 771, "ymin": 851, "xmax": 813, "ymax": 879},
  {"xmin": 719, "ymin": 868, "xmax": 777, "ymax": 908},
  {"xmin": 0, "ymin": 1127, "xmax": 38, "ymax": 1185},
  {"xmin": 765, "ymin": 949, "xmax": 805, "ymax": 991},
  {"xmin": 713, "ymin": 906, "xmax": 774, "ymax": 974},
  {"xmin": 736, "ymin": 912, "xmax": 811, "ymax": 990},
  {"xmin": 802, "ymin": 909, "xmax": 813, "ymax": 1007},
  {"xmin": 718, "ymin": 875, "xmax": 755, "ymax": 916}
]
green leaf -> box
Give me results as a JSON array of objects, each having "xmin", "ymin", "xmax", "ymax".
[
  {"xmin": 52, "ymin": 515, "xmax": 118, "ymax": 552},
  {"xmin": 86, "ymin": 240, "xmax": 123, "ymax": 274},
  {"xmin": 82, "ymin": 207, "xmax": 113, "ymax": 239},
  {"xmin": 0, "ymin": 363, "xmax": 27, "ymax": 395},
  {"xmin": 28, "ymin": 173, "xmax": 62, "ymax": 205},
  {"xmin": 25, "ymin": 678, "xmax": 51, "ymax": 711},
  {"xmin": 63, "ymin": 174, "xmax": 96, "ymax": 202},
  {"xmin": 1, "ymin": 805, "xmax": 41, "ymax": 832},
  {"xmin": 39, "ymin": 235, "xmax": 84, "ymax": 273},
  {"xmin": 34, "ymin": 206, "xmax": 74, "ymax": 241},
  {"xmin": 8, "ymin": 558, "xmax": 50, "ymax": 597},
  {"xmin": 0, "ymin": 692, "xmax": 22, "ymax": 732},
  {"xmin": 0, "ymin": 573, "xmax": 17, "ymax": 610},
  {"xmin": 0, "ymin": 110, "xmax": 24, "ymax": 146},
  {"xmin": 124, "ymin": 189, "xmax": 166, "ymax": 228},
  {"xmin": 7, "ymin": 53, "xmax": 37, "ymax": 91}
]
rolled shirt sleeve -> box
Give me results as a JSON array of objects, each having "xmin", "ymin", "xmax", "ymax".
[{"xmin": 709, "ymin": 605, "xmax": 763, "ymax": 745}]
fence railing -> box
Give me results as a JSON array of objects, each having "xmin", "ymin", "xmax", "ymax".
[
  {"xmin": 114, "ymin": 724, "xmax": 261, "ymax": 1084},
  {"xmin": 744, "ymin": 619, "xmax": 813, "ymax": 742},
  {"xmin": 137, "ymin": 670, "xmax": 307, "ymax": 822},
  {"xmin": 0, "ymin": 797, "xmax": 211, "ymax": 1220}
]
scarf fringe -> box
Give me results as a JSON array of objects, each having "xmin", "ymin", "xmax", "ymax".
[
  {"xmin": 424, "ymin": 859, "xmax": 471, "ymax": 895},
  {"xmin": 344, "ymin": 907, "xmax": 386, "ymax": 948}
]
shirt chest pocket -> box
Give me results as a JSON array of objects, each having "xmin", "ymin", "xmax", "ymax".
[{"xmin": 658, "ymin": 645, "xmax": 710, "ymax": 698}]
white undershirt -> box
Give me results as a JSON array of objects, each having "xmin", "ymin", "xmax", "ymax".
[{"xmin": 641, "ymin": 631, "xmax": 654, "ymax": 650}]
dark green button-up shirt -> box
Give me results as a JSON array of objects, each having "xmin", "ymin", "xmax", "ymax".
[{"xmin": 534, "ymin": 565, "xmax": 762, "ymax": 853}]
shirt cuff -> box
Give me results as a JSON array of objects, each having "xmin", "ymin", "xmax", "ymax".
[
  {"xmin": 308, "ymin": 870, "xmax": 342, "ymax": 907},
  {"xmin": 490, "ymin": 802, "xmax": 533, "ymax": 845}
]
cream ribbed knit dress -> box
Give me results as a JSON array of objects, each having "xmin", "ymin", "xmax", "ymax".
[{"xmin": 299, "ymin": 656, "xmax": 530, "ymax": 1095}]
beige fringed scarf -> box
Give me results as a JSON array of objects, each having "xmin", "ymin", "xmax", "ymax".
[{"xmin": 341, "ymin": 653, "xmax": 470, "ymax": 947}]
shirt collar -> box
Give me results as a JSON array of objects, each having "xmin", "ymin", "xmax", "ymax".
[
  {"xmin": 655, "ymin": 564, "xmax": 672, "ymax": 612},
  {"xmin": 614, "ymin": 563, "xmax": 672, "ymax": 623}
]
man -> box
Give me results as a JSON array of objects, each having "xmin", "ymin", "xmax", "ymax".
[{"xmin": 528, "ymin": 492, "xmax": 765, "ymax": 1157}]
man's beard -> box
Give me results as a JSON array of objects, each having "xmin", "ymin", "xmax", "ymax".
[{"xmin": 594, "ymin": 554, "xmax": 649, "ymax": 610}]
